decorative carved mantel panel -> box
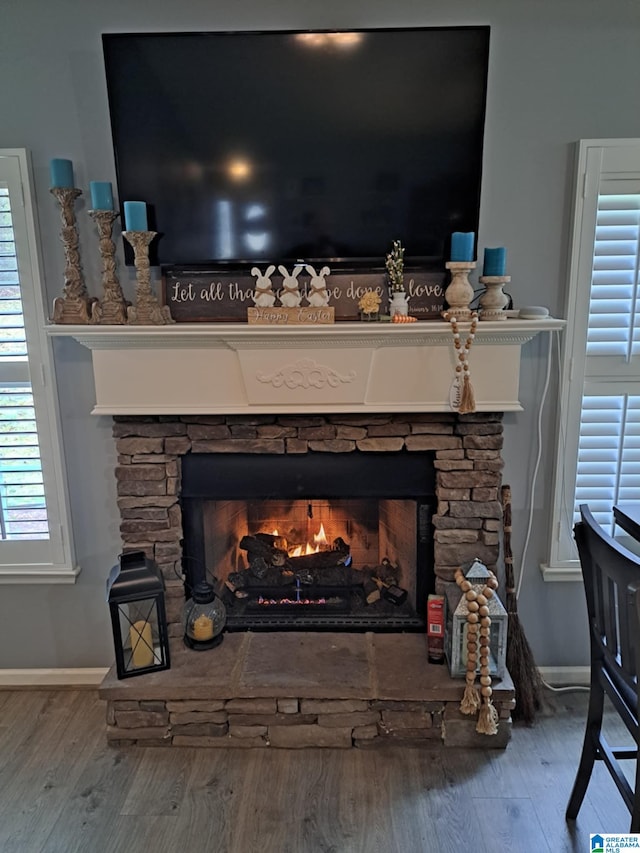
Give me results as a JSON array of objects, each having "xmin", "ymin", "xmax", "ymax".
[{"xmin": 47, "ymin": 319, "xmax": 565, "ymax": 416}]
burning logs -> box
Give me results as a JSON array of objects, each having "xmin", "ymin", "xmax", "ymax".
[
  {"xmin": 286, "ymin": 548, "xmax": 350, "ymax": 573},
  {"xmin": 229, "ymin": 532, "xmax": 355, "ymax": 595},
  {"xmin": 230, "ymin": 533, "xmax": 408, "ymax": 612},
  {"xmin": 239, "ymin": 532, "xmax": 350, "ymax": 574},
  {"xmin": 239, "ymin": 534, "xmax": 288, "ymax": 568}
]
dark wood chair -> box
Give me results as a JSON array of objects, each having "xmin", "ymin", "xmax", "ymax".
[{"xmin": 566, "ymin": 504, "xmax": 640, "ymax": 831}]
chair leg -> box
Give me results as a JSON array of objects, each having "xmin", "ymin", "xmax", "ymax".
[{"xmin": 566, "ymin": 681, "xmax": 604, "ymax": 821}]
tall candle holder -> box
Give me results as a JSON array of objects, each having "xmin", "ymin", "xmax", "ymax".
[
  {"xmin": 50, "ymin": 187, "xmax": 93, "ymax": 324},
  {"xmin": 122, "ymin": 231, "xmax": 174, "ymax": 325},
  {"xmin": 443, "ymin": 261, "xmax": 476, "ymax": 319},
  {"xmin": 478, "ymin": 276, "xmax": 510, "ymax": 321},
  {"xmin": 89, "ymin": 210, "xmax": 129, "ymax": 325}
]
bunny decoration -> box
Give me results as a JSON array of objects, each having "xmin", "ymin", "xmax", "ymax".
[
  {"xmin": 305, "ymin": 265, "xmax": 331, "ymax": 307},
  {"xmin": 251, "ymin": 265, "xmax": 277, "ymax": 307},
  {"xmin": 277, "ymin": 264, "xmax": 303, "ymax": 307}
]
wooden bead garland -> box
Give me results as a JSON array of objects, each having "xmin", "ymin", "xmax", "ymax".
[
  {"xmin": 443, "ymin": 311, "xmax": 478, "ymax": 414},
  {"xmin": 455, "ymin": 564, "xmax": 500, "ymax": 735}
]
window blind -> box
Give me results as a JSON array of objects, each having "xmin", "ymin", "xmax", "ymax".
[
  {"xmin": 0, "ymin": 186, "xmax": 48, "ymax": 540},
  {"xmin": 575, "ymin": 184, "xmax": 640, "ymax": 535},
  {"xmin": 587, "ymin": 187, "xmax": 640, "ymax": 358},
  {"xmin": 575, "ymin": 395, "xmax": 640, "ymax": 534}
]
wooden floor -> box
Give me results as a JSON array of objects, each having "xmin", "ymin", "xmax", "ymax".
[{"xmin": 0, "ymin": 687, "xmax": 634, "ymax": 852}]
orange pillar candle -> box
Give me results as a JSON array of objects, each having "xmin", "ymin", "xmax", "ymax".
[{"xmin": 130, "ymin": 620, "xmax": 154, "ymax": 668}]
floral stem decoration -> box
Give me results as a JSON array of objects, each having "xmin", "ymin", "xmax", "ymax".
[{"xmin": 385, "ymin": 240, "xmax": 405, "ymax": 293}]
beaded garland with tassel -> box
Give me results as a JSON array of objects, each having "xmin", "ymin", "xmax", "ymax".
[
  {"xmin": 443, "ymin": 311, "xmax": 477, "ymax": 414},
  {"xmin": 455, "ymin": 564, "xmax": 500, "ymax": 735}
]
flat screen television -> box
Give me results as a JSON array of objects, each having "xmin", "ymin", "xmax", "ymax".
[{"xmin": 102, "ymin": 27, "xmax": 490, "ymax": 268}]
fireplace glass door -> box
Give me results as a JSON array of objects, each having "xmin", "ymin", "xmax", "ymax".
[{"xmin": 181, "ymin": 452, "xmax": 435, "ymax": 632}]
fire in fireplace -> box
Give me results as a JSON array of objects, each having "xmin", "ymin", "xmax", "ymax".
[{"xmin": 181, "ymin": 452, "xmax": 436, "ymax": 632}]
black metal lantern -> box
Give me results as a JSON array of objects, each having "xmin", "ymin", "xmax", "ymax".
[{"xmin": 106, "ymin": 551, "xmax": 171, "ymax": 679}]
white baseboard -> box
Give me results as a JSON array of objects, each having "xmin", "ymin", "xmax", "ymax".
[
  {"xmin": 538, "ymin": 666, "xmax": 590, "ymax": 687},
  {"xmin": 0, "ymin": 668, "xmax": 109, "ymax": 688}
]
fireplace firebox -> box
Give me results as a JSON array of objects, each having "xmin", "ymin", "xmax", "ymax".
[{"xmin": 181, "ymin": 452, "xmax": 436, "ymax": 632}]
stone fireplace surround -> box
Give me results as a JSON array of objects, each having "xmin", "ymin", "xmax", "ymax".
[
  {"xmin": 99, "ymin": 410, "xmax": 516, "ymax": 748},
  {"xmin": 112, "ymin": 411, "xmax": 504, "ymax": 604},
  {"xmin": 49, "ymin": 318, "xmax": 568, "ymax": 747}
]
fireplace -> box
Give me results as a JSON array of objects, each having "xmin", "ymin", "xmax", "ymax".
[
  {"xmin": 180, "ymin": 451, "xmax": 436, "ymax": 631},
  {"xmin": 104, "ymin": 410, "xmax": 515, "ymax": 750},
  {"xmin": 65, "ymin": 320, "xmax": 555, "ymax": 748},
  {"xmin": 114, "ymin": 411, "xmax": 504, "ymax": 644}
]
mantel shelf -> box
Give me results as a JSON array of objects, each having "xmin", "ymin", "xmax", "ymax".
[
  {"xmin": 46, "ymin": 318, "xmax": 565, "ymax": 350},
  {"xmin": 46, "ymin": 318, "xmax": 566, "ymax": 416}
]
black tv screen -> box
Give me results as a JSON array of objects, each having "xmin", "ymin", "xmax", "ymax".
[{"xmin": 102, "ymin": 27, "xmax": 490, "ymax": 268}]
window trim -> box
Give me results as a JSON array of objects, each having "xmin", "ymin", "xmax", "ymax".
[
  {"xmin": 0, "ymin": 148, "xmax": 79, "ymax": 583},
  {"xmin": 544, "ymin": 139, "xmax": 640, "ymax": 581}
]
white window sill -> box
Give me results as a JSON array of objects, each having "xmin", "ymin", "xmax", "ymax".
[{"xmin": 0, "ymin": 563, "xmax": 82, "ymax": 584}]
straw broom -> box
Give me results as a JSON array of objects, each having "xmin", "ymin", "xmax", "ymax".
[{"xmin": 501, "ymin": 484, "xmax": 545, "ymax": 724}]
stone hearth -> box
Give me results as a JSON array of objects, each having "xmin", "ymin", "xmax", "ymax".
[{"xmin": 99, "ymin": 632, "xmax": 515, "ymax": 749}]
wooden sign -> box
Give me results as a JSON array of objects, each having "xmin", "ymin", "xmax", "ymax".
[
  {"xmin": 162, "ymin": 265, "xmax": 446, "ymax": 323},
  {"xmin": 247, "ymin": 306, "xmax": 335, "ymax": 325}
]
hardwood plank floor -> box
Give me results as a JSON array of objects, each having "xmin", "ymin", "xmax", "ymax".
[{"xmin": 0, "ymin": 687, "xmax": 634, "ymax": 852}]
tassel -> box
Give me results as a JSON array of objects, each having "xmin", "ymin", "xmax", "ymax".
[
  {"xmin": 458, "ymin": 373, "xmax": 476, "ymax": 414},
  {"xmin": 460, "ymin": 683, "xmax": 481, "ymax": 715},
  {"xmin": 476, "ymin": 698, "xmax": 499, "ymax": 735}
]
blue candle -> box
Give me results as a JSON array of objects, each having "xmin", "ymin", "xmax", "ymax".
[
  {"xmin": 50, "ymin": 158, "xmax": 74, "ymax": 188},
  {"xmin": 90, "ymin": 181, "xmax": 114, "ymax": 211},
  {"xmin": 450, "ymin": 232, "xmax": 475, "ymax": 262},
  {"xmin": 123, "ymin": 201, "xmax": 148, "ymax": 231},
  {"xmin": 483, "ymin": 247, "xmax": 507, "ymax": 277}
]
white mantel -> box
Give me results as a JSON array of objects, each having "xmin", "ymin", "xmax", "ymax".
[{"xmin": 47, "ymin": 318, "xmax": 565, "ymax": 415}]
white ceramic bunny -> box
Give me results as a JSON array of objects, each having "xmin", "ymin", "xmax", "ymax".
[
  {"xmin": 305, "ymin": 264, "xmax": 331, "ymax": 307},
  {"xmin": 278, "ymin": 264, "xmax": 303, "ymax": 307},
  {"xmin": 251, "ymin": 265, "xmax": 277, "ymax": 307}
]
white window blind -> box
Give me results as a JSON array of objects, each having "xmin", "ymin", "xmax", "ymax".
[
  {"xmin": 547, "ymin": 140, "xmax": 640, "ymax": 578},
  {"xmin": 586, "ymin": 188, "xmax": 640, "ymax": 358},
  {"xmin": 574, "ymin": 186, "xmax": 640, "ymax": 536},
  {"xmin": 0, "ymin": 186, "xmax": 49, "ymax": 540},
  {"xmin": 575, "ymin": 395, "xmax": 640, "ymax": 533},
  {"xmin": 0, "ymin": 149, "xmax": 77, "ymax": 582}
]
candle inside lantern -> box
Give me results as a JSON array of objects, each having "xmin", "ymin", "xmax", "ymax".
[
  {"xmin": 483, "ymin": 247, "xmax": 507, "ymax": 277},
  {"xmin": 450, "ymin": 232, "xmax": 475, "ymax": 262},
  {"xmin": 129, "ymin": 619, "xmax": 154, "ymax": 668},
  {"xmin": 90, "ymin": 181, "xmax": 114, "ymax": 211},
  {"xmin": 123, "ymin": 200, "xmax": 148, "ymax": 231},
  {"xmin": 192, "ymin": 613, "xmax": 214, "ymax": 641},
  {"xmin": 50, "ymin": 158, "xmax": 74, "ymax": 189}
]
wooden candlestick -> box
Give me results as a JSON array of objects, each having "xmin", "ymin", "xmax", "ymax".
[
  {"xmin": 478, "ymin": 275, "xmax": 511, "ymax": 321},
  {"xmin": 50, "ymin": 187, "xmax": 93, "ymax": 324},
  {"xmin": 122, "ymin": 231, "xmax": 174, "ymax": 325},
  {"xmin": 89, "ymin": 210, "xmax": 128, "ymax": 325},
  {"xmin": 443, "ymin": 261, "xmax": 476, "ymax": 319}
]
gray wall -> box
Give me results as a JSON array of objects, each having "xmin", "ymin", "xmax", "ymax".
[{"xmin": 1, "ymin": 0, "xmax": 638, "ymax": 669}]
